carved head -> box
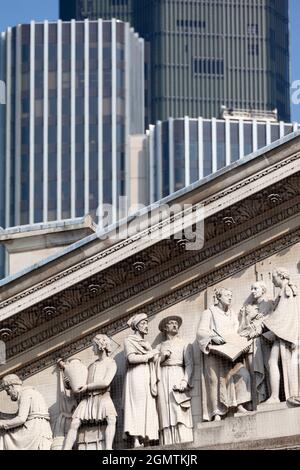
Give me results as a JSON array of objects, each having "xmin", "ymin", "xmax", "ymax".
[
  {"xmin": 57, "ymin": 358, "xmax": 66, "ymax": 371},
  {"xmin": 159, "ymin": 315, "xmax": 182, "ymax": 336},
  {"xmin": 2, "ymin": 374, "xmax": 23, "ymax": 402},
  {"xmin": 92, "ymin": 335, "xmax": 112, "ymax": 354},
  {"xmin": 251, "ymin": 281, "xmax": 267, "ymax": 300},
  {"xmin": 214, "ymin": 288, "xmax": 233, "ymax": 309},
  {"xmin": 135, "ymin": 319, "xmax": 149, "ymax": 336},
  {"xmin": 127, "ymin": 313, "xmax": 148, "ymax": 334},
  {"xmin": 272, "ymin": 268, "xmax": 290, "ymax": 288}
]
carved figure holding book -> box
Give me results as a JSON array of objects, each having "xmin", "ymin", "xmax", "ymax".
[
  {"xmin": 197, "ymin": 288, "xmax": 251, "ymax": 422},
  {"xmin": 156, "ymin": 316, "xmax": 194, "ymax": 445}
]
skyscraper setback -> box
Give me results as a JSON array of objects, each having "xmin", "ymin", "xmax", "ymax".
[{"xmin": 60, "ymin": 0, "xmax": 291, "ymax": 123}]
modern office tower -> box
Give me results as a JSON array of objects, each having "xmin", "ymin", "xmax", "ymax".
[
  {"xmin": 1, "ymin": 19, "xmax": 144, "ymax": 229},
  {"xmin": 147, "ymin": 116, "xmax": 299, "ymax": 203},
  {"xmin": 59, "ymin": 0, "xmax": 291, "ymax": 123},
  {"xmin": 0, "ymin": 80, "xmax": 5, "ymax": 232},
  {"xmin": 60, "ymin": 0, "xmax": 135, "ymax": 24}
]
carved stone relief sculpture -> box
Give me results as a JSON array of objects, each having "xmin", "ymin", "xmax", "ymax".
[
  {"xmin": 59, "ymin": 335, "xmax": 117, "ymax": 450},
  {"xmin": 197, "ymin": 288, "xmax": 251, "ymax": 422},
  {"xmin": 238, "ymin": 282, "xmax": 273, "ymax": 407},
  {"xmin": 123, "ymin": 313, "xmax": 159, "ymax": 447},
  {"xmin": 51, "ymin": 359, "xmax": 78, "ymax": 450},
  {"xmin": 156, "ymin": 316, "xmax": 194, "ymax": 445},
  {"xmin": 0, "ymin": 374, "xmax": 53, "ymax": 450},
  {"xmin": 264, "ymin": 268, "xmax": 300, "ymax": 403}
]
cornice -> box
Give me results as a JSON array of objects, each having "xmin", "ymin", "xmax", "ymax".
[
  {"xmin": 1, "ymin": 151, "xmax": 299, "ymax": 315},
  {"xmin": 6, "ymin": 223, "xmax": 300, "ymax": 382},
  {"xmin": 1, "ymin": 172, "xmax": 300, "ymax": 358}
]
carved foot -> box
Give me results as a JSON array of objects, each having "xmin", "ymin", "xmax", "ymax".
[
  {"xmin": 213, "ymin": 414, "xmax": 222, "ymax": 422},
  {"xmin": 236, "ymin": 405, "xmax": 249, "ymax": 414},
  {"xmin": 264, "ymin": 396, "xmax": 280, "ymax": 405},
  {"xmin": 133, "ymin": 437, "xmax": 143, "ymax": 448}
]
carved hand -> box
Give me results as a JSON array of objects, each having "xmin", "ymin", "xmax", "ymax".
[
  {"xmin": 75, "ymin": 385, "xmax": 88, "ymax": 394},
  {"xmin": 160, "ymin": 350, "xmax": 172, "ymax": 361},
  {"xmin": 211, "ymin": 336, "xmax": 226, "ymax": 345},
  {"xmin": 0, "ymin": 421, "xmax": 8, "ymax": 430},
  {"xmin": 147, "ymin": 350, "xmax": 159, "ymax": 362},
  {"xmin": 174, "ymin": 380, "xmax": 188, "ymax": 392},
  {"xmin": 63, "ymin": 376, "xmax": 71, "ymax": 390}
]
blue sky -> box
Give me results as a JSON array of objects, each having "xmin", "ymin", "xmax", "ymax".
[
  {"xmin": 0, "ymin": 0, "xmax": 299, "ymax": 122},
  {"xmin": 0, "ymin": 0, "xmax": 58, "ymax": 28}
]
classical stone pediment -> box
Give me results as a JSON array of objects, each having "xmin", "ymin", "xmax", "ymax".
[{"xmin": 0, "ymin": 131, "xmax": 300, "ymax": 382}]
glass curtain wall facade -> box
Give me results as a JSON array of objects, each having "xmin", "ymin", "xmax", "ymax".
[
  {"xmin": 2, "ymin": 20, "xmax": 144, "ymax": 229},
  {"xmin": 60, "ymin": 0, "xmax": 149, "ymax": 127},
  {"xmin": 60, "ymin": 0, "xmax": 290, "ymax": 123},
  {"xmin": 60, "ymin": 0, "xmax": 135, "ymax": 24},
  {"xmin": 138, "ymin": 0, "xmax": 290, "ymax": 123},
  {"xmin": 150, "ymin": 117, "xmax": 299, "ymax": 202}
]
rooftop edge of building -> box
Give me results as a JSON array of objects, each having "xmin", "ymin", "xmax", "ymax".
[{"xmin": 1, "ymin": 128, "xmax": 299, "ymax": 289}]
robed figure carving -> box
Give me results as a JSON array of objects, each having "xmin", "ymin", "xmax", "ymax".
[
  {"xmin": 157, "ymin": 316, "xmax": 194, "ymax": 445},
  {"xmin": 238, "ymin": 282, "xmax": 273, "ymax": 406},
  {"xmin": 123, "ymin": 313, "xmax": 159, "ymax": 448},
  {"xmin": 197, "ymin": 288, "xmax": 251, "ymax": 421},
  {"xmin": 0, "ymin": 374, "xmax": 53, "ymax": 450},
  {"xmin": 264, "ymin": 268, "xmax": 300, "ymax": 403}
]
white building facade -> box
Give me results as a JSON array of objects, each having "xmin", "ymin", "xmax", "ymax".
[{"xmin": 1, "ymin": 19, "xmax": 144, "ymax": 229}]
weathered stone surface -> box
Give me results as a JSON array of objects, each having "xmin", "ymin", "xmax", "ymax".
[
  {"xmin": 150, "ymin": 404, "xmax": 300, "ymax": 450},
  {"xmin": 0, "ymin": 134, "xmax": 300, "ymax": 449}
]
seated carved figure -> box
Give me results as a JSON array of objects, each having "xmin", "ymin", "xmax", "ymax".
[
  {"xmin": 60, "ymin": 334, "xmax": 117, "ymax": 450},
  {"xmin": 0, "ymin": 374, "xmax": 53, "ymax": 450},
  {"xmin": 197, "ymin": 288, "xmax": 251, "ymax": 421}
]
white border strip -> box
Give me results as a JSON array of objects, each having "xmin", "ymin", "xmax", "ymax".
[
  {"xmin": 198, "ymin": 117, "xmax": 203, "ymax": 180},
  {"xmin": 185, "ymin": 116, "xmax": 190, "ymax": 186},
  {"xmin": 169, "ymin": 117, "xmax": 175, "ymax": 194}
]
